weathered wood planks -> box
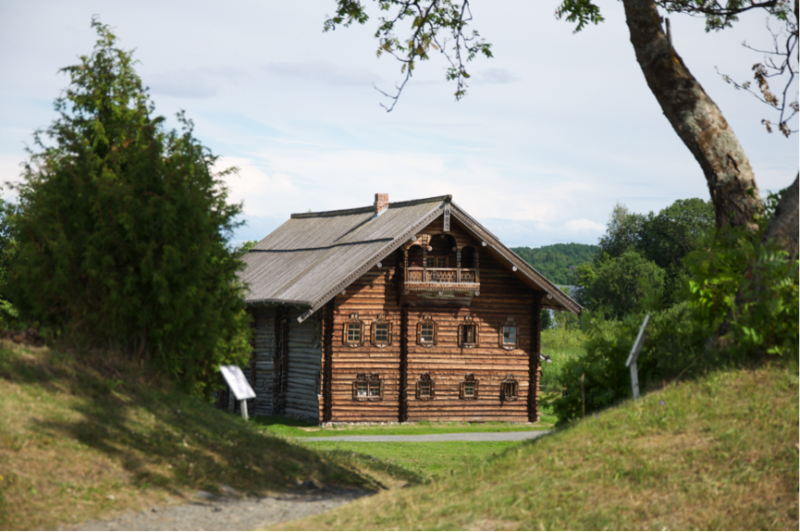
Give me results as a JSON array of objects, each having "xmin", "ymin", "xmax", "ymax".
[{"xmin": 243, "ymin": 212, "xmax": 545, "ymax": 424}]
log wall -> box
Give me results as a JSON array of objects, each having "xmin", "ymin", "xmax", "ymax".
[
  {"xmin": 284, "ymin": 308, "xmax": 321, "ymax": 423},
  {"xmin": 328, "ymin": 252, "xmax": 403, "ymax": 422},
  {"xmin": 405, "ymin": 256, "xmax": 534, "ymax": 420},
  {"xmin": 326, "ymin": 216, "xmax": 544, "ymax": 423},
  {"xmin": 249, "ymin": 306, "xmax": 275, "ymax": 417}
]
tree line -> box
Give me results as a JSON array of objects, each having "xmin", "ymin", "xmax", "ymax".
[{"xmin": 511, "ymin": 244, "xmax": 598, "ymax": 286}]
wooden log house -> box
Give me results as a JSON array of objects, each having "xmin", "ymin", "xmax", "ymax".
[{"xmin": 238, "ymin": 194, "xmax": 581, "ymax": 424}]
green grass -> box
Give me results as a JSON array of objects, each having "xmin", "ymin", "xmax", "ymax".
[
  {"xmin": 256, "ymin": 417, "xmax": 555, "ymax": 440},
  {"xmin": 286, "ymin": 364, "xmax": 799, "ymax": 530},
  {"xmin": 0, "ymin": 343, "xmax": 381, "ymax": 530},
  {"xmin": 300, "ymin": 441, "xmax": 521, "ymax": 483}
]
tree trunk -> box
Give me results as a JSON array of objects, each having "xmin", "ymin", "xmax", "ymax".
[
  {"xmin": 621, "ymin": 0, "xmax": 763, "ymax": 231},
  {"xmin": 761, "ymin": 174, "xmax": 799, "ymax": 263}
]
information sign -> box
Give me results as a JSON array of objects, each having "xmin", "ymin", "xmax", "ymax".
[{"xmin": 220, "ymin": 365, "xmax": 256, "ymax": 401}]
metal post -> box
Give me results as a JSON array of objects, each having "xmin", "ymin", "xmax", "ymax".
[
  {"xmin": 625, "ymin": 315, "xmax": 650, "ymax": 400},
  {"xmin": 629, "ymin": 361, "xmax": 640, "ymax": 400},
  {"xmin": 241, "ymin": 400, "xmax": 249, "ymax": 421}
]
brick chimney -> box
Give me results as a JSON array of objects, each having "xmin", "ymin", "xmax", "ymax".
[{"xmin": 374, "ymin": 193, "xmax": 389, "ymax": 214}]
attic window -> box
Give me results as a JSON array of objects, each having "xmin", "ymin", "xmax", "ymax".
[
  {"xmin": 460, "ymin": 374, "xmax": 479, "ymax": 400},
  {"xmin": 371, "ymin": 313, "xmax": 392, "ymax": 348},
  {"xmin": 343, "ymin": 313, "xmax": 364, "ymax": 347},
  {"xmin": 501, "ymin": 373, "xmax": 519, "ymax": 402},
  {"xmin": 500, "ymin": 316, "xmax": 519, "ymax": 350},
  {"xmin": 457, "ymin": 315, "xmax": 479, "ymax": 348},
  {"xmin": 417, "ymin": 313, "xmax": 436, "ymax": 347},
  {"xmin": 352, "ymin": 373, "xmax": 383, "ymax": 401},
  {"xmin": 416, "ymin": 373, "xmax": 435, "ymax": 401}
]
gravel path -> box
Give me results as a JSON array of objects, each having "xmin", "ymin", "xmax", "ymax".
[
  {"xmin": 297, "ymin": 429, "xmax": 552, "ymax": 443},
  {"xmin": 72, "ymin": 488, "xmax": 367, "ymax": 531}
]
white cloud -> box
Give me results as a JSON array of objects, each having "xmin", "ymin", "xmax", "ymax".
[
  {"xmin": 0, "ymin": 0, "xmax": 795, "ymax": 251},
  {"xmin": 474, "ymin": 68, "xmax": 519, "ymax": 84},
  {"xmin": 264, "ymin": 60, "xmax": 381, "ymax": 86}
]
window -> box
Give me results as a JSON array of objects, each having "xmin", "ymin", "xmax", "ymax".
[
  {"xmin": 500, "ymin": 316, "xmax": 519, "ymax": 350},
  {"xmin": 415, "ymin": 373, "xmax": 435, "ymax": 400},
  {"xmin": 342, "ymin": 312, "xmax": 364, "ymax": 347},
  {"xmin": 501, "ymin": 373, "xmax": 519, "ymax": 402},
  {"xmin": 457, "ymin": 315, "xmax": 479, "ymax": 348},
  {"xmin": 460, "ymin": 373, "xmax": 479, "ymax": 400},
  {"xmin": 347, "ymin": 324, "xmax": 361, "ymax": 342},
  {"xmin": 417, "ymin": 313, "xmax": 436, "ymax": 347},
  {"xmin": 371, "ymin": 313, "xmax": 392, "ymax": 347},
  {"xmin": 424, "ymin": 256, "xmax": 448, "ymax": 268},
  {"xmin": 352, "ymin": 373, "xmax": 383, "ymax": 401}
]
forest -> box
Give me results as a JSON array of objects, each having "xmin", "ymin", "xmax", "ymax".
[{"xmin": 511, "ymin": 243, "xmax": 598, "ymax": 285}]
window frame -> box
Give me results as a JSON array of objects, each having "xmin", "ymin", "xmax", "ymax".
[
  {"xmin": 459, "ymin": 373, "xmax": 479, "ymax": 400},
  {"xmin": 500, "ymin": 373, "xmax": 519, "ymax": 402},
  {"xmin": 416, "ymin": 313, "xmax": 437, "ymax": 347},
  {"xmin": 352, "ymin": 372, "xmax": 383, "ymax": 402},
  {"xmin": 342, "ymin": 312, "xmax": 364, "ymax": 347},
  {"xmin": 500, "ymin": 316, "xmax": 519, "ymax": 350},
  {"xmin": 457, "ymin": 314, "xmax": 479, "ymax": 349},
  {"xmin": 415, "ymin": 372, "xmax": 435, "ymax": 401},
  {"xmin": 370, "ymin": 313, "xmax": 392, "ymax": 348}
]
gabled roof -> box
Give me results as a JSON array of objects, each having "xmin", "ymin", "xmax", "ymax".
[{"xmin": 240, "ymin": 195, "xmax": 582, "ymax": 321}]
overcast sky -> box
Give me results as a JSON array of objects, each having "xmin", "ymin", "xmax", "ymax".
[{"xmin": 1, "ymin": 1, "xmax": 797, "ymax": 247}]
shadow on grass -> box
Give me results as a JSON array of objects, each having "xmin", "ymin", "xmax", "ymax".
[{"xmin": 0, "ymin": 345, "xmax": 378, "ymax": 498}]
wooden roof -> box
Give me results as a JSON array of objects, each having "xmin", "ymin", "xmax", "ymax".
[{"xmin": 240, "ymin": 195, "xmax": 582, "ymax": 321}]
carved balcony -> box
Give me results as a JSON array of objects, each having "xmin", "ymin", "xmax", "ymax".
[{"xmin": 402, "ymin": 267, "xmax": 480, "ymax": 295}]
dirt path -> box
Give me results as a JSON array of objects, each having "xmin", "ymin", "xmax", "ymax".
[{"xmin": 71, "ymin": 488, "xmax": 367, "ymax": 531}]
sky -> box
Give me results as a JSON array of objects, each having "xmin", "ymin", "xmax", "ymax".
[{"xmin": 0, "ymin": 1, "xmax": 797, "ymax": 248}]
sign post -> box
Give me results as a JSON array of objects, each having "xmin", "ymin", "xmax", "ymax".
[
  {"xmin": 220, "ymin": 365, "xmax": 256, "ymax": 421},
  {"xmin": 625, "ymin": 315, "xmax": 650, "ymax": 400}
]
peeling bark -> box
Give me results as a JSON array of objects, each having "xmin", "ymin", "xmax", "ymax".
[{"xmin": 622, "ymin": 0, "xmax": 763, "ymax": 231}]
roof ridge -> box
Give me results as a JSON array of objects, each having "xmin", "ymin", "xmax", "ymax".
[{"xmin": 290, "ymin": 195, "xmax": 451, "ymax": 219}]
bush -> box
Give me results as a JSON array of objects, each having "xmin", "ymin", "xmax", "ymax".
[
  {"xmin": 544, "ymin": 304, "xmax": 711, "ymax": 423},
  {"xmin": 685, "ymin": 226, "xmax": 799, "ymax": 360}
]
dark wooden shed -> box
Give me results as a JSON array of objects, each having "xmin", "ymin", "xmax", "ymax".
[{"xmin": 238, "ymin": 194, "xmax": 581, "ymax": 424}]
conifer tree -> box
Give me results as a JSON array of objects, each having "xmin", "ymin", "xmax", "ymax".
[{"xmin": 9, "ymin": 19, "xmax": 250, "ymax": 396}]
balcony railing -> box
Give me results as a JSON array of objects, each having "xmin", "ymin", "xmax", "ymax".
[{"xmin": 404, "ymin": 267, "xmax": 480, "ymax": 292}]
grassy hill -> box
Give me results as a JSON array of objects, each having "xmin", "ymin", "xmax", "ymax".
[
  {"xmin": 0, "ymin": 342, "xmax": 380, "ymax": 530},
  {"xmin": 287, "ymin": 364, "xmax": 799, "ymax": 530},
  {"xmin": 511, "ymin": 243, "xmax": 598, "ymax": 285}
]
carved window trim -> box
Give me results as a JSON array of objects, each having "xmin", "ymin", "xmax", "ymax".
[
  {"xmin": 342, "ymin": 312, "xmax": 364, "ymax": 347},
  {"xmin": 415, "ymin": 372, "xmax": 435, "ymax": 401},
  {"xmin": 416, "ymin": 313, "xmax": 437, "ymax": 347},
  {"xmin": 500, "ymin": 316, "xmax": 519, "ymax": 350},
  {"xmin": 459, "ymin": 373, "xmax": 479, "ymax": 400},
  {"xmin": 501, "ymin": 373, "xmax": 519, "ymax": 402},
  {"xmin": 457, "ymin": 314, "xmax": 479, "ymax": 348},
  {"xmin": 370, "ymin": 313, "xmax": 392, "ymax": 348},
  {"xmin": 352, "ymin": 373, "xmax": 383, "ymax": 401}
]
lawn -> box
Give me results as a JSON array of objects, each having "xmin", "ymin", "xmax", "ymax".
[
  {"xmin": 255, "ymin": 416, "xmax": 555, "ymax": 440},
  {"xmin": 0, "ymin": 343, "xmax": 378, "ymax": 530},
  {"xmin": 300, "ymin": 440, "xmax": 522, "ymax": 483},
  {"xmin": 285, "ymin": 363, "xmax": 800, "ymax": 530}
]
